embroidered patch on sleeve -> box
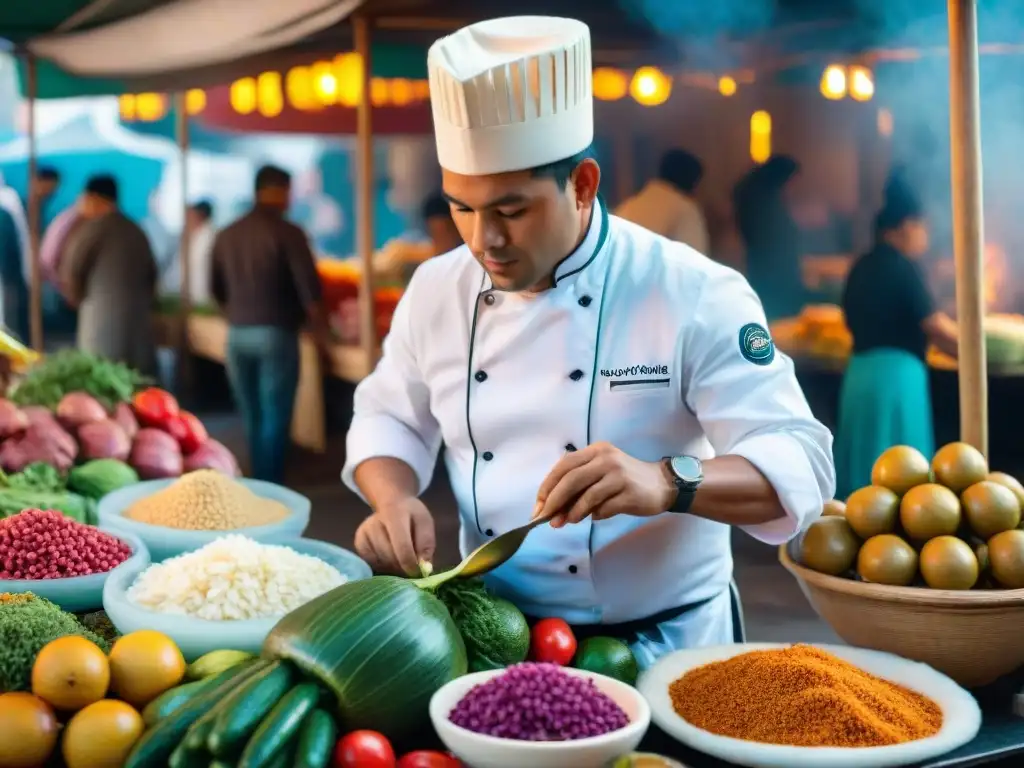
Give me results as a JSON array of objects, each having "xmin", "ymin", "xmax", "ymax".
[{"xmin": 739, "ymin": 322, "xmax": 775, "ymax": 366}]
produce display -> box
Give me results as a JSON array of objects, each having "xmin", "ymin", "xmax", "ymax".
[
  {"xmin": 448, "ymin": 662, "xmax": 630, "ymax": 740},
  {"xmin": 0, "ymin": 509, "xmax": 132, "ymax": 580},
  {"xmin": 667, "ymin": 644, "xmax": 942, "ymax": 747},
  {"xmin": 801, "ymin": 441, "xmax": 1024, "ymax": 590},
  {"xmin": 9, "ymin": 349, "xmax": 147, "ymax": 410},
  {"xmin": 125, "ymin": 470, "xmax": 287, "ymax": 531},
  {"xmin": 126, "ymin": 535, "xmax": 347, "ymax": 620},
  {"xmin": 0, "ymin": 592, "xmax": 112, "ymax": 691}
]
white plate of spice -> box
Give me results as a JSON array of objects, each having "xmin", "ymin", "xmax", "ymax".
[{"xmin": 637, "ymin": 642, "xmax": 981, "ymax": 768}]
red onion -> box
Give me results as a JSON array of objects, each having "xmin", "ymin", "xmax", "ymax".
[
  {"xmin": 0, "ymin": 398, "xmax": 27, "ymax": 439},
  {"xmin": 0, "ymin": 509, "xmax": 131, "ymax": 580},
  {"xmin": 78, "ymin": 419, "xmax": 131, "ymax": 462},
  {"xmin": 56, "ymin": 392, "xmax": 107, "ymax": 430}
]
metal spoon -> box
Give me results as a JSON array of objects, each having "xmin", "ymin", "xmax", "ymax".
[{"xmin": 413, "ymin": 516, "xmax": 549, "ymax": 589}]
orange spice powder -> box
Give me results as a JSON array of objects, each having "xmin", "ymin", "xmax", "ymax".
[{"xmin": 669, "ymin": 644, "xmax": 943, "ymax": 747}]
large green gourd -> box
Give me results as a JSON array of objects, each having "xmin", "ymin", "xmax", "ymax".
[{"xmin": 262, "ymin": 576, "xmax": 467, "ymax": 740}]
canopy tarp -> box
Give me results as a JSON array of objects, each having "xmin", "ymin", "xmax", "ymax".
[{"xmin": 0, "ymin": 0, "xmax": 175, "ymax": 45}]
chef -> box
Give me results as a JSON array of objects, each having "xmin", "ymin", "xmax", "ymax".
[{"xmin": 342, "ymin": 16, "xmax": 835, "ymax": 667}]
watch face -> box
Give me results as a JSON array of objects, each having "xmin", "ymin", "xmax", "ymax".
[{"xmin": 670, "ymin": 455, "xmax": 703, "ymax": 486}]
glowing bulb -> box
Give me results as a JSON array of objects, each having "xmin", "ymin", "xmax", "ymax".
[
  {"xmin": 312, "ymin": 60, "xmax": 338, "ymax": 105},
  {"xmin": 257, "ymin": 71, "xmax": 284, "ymax": 118},
  {"xmin": 849, "ymin": 65, "xmax": 874, "ymax": 102},
  {"xmin": 286, "ymin": 66, "xmax": 317, "ymax": 111},
  {"xmin": 230, "ymin": 78, "xmax": 257, "ymax": 115},
  {"xmin": 820, "ymin": 64, "xmax": 847, "ymax": 100},
  {"xmin": 629, "ymin": 67, "xmax": 671, "ymax": 107},
  {"xmin": 593, "ymin": 68, "xmax": 628, "ymax": 101},
  {"xmin": 750, "ymin": 110, "xmax": 772, "ymax": 163},
  {"xmin": 185, "ymin": 89, "xmax": 206, "ymax": 115},
  {"xmin": 119, "ymin": 94, "xmax": 136, "ymax": 121},
  {"xmin": 135, "ymin": 93, "xmax": 166, "ymax": 122},
  {"xmin": 718, "ymin": 76, "xmax": 737, "ymax": 97}
]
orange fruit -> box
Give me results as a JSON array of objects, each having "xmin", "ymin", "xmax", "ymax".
[
  {"xmin": 108, "ymin": 630, "xmax": 187, "ymax": 708},
  {"xmin": 62, "ymin": 699, "xmax": 144, "ymax": 768},
  {"xmin": 31, "ymin": 635, "xmax": 110, "ymax": 711},
  {"xmin": 0, "ymin": 692, "xmax": 58, "ymax": 767}
]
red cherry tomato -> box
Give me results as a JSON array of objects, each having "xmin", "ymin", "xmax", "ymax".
[
  {"xmin": 132, "ymin": 387, "xmax": 179, "ymax": 428},
  {"xmin": 530, "ymin": 618, "xmax": 577, "ymax": 665},
  {"xmin": 334, "ymin": 730, "xmax": 397, "ymax": 768},
  {"xmin": 397, "ymin": 751, "xmax": 462, "ymax": 768}
]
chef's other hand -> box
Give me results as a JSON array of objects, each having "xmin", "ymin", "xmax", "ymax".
[
  {"xmin": 532, "ymin": 442, "xmax": 674, "ymax": 528},
  {"xmin": 354, "ymin": 497, "xmax": 436, "ymax": 576}
]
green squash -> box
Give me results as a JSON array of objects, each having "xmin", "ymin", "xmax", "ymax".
[{"xmin": 263, "ymin": 576, "xmax": 467, "ymax": 741}]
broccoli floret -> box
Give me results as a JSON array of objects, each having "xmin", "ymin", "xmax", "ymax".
[
  {"xmin": 434, "ymin": 578, "xmax": 530, "ymax": 671},
  {"xmin": 76, "ymin": 610, "xmax": 121, "ymax": 646},
  {"xmin": 0, "ymin": 592, "xmax": 111, "ymax": 691}
]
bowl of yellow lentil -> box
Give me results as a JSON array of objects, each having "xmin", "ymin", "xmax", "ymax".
[{"xmin": 95, "ymin": 471, "xmax": 310, "ymax": 561}]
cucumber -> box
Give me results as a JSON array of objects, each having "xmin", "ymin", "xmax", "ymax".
[
  {"xmin": 123, "ymin": 659, "xmax": 269, "ymax": 768},
  {"xmin": 206, "ymin": 660, "xmax": 294, "ymax": 758},
  {"xmin": 294, "ymin": 708, "xmax": 336, "ymax": 768},
  {"xmin": 184, "ymin": 715, "xmax": 217, "ymax": 750},
  {"xmin": 168, "ymin": 741, "xmax": 202, "ymax": 768},
  {"xmin": 143, "ymin": 679, "xmax": 216, "ymax": 726},
  {"xmin": 209, "ymin": 762, "xmax": 233, "ymax": 768},
  {"xmin": 238, "ymin": 683, "xmax": 322, "ymax": 768},
  {"xmin": 265, "ymin": 735, "xmax": 299, "ymax": 768}
]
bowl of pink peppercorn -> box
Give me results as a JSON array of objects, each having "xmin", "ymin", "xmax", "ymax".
[
  {"xmin": 0, "ymin": 508, "xmax": 149, "ymax": 613},
  {"xmin": 430, "ymin": 662, "xmax": 650, "ymax": 768}
]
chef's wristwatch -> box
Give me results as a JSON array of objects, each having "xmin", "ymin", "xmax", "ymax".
[{"xmin": 662, "ymin": 455, "xmax": 704, "ymax": 514}]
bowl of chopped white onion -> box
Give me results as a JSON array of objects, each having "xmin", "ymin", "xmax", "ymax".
[{"xmin": 101, "ymin": 535, "xmax": 371, "ymax": 661}]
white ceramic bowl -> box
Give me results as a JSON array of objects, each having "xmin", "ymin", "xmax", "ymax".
[
  {"xmin": 102, "ymin": 536, "xmax": 371, "ymax": 661},
  {"xmin": 430, "ymin": 667, "xmax": 650, "ymax": 768},
  {"xmin": 0, "ymin": 529, "xmax": 149, "ymax": 613},
  {"xmin": 96, "ymin": 478, "xmax": 311, "ymax": 561}
]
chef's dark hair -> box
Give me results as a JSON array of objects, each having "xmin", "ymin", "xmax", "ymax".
[
  {"xmin": 530, "ymin": 144, "xmax": 596, "ymax": 190},
  {"xmin": 658, "ymin": 149, "xmax": 703, "ymax": 193},
  {"xmin": 254, "ymin": 165, "xmax": 291, "ymax": 192},
  {"xmin": 421, "ymin": 192, "xmax": 451, "ymax": 222},
  {"xmin": 37, "ymin": 166, "xmax": 60, "ymax": 182},
  {"xmin": 85, "ymin": 174, "xmax": 118, "ymax": 203}
]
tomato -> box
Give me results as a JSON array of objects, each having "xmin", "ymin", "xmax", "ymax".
[
  {"xmin": 132, "ymin": 387, "xmax": 179, "ymax": 428},
  {"xmin": 334, "ymin": 730, "xmax": 396, "ymax": 768},
  {"xmin": 397, "ymin": 751, "xmax": 462, "ymax": 768},
  {"xmin": 167, "ymin": 411, "xmax": 208, "ymax": 454},
  {"xmin": 529, "ymin": 618, "xmax": 577, "ymax": 665}
]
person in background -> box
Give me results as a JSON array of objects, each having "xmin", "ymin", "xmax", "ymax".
[
  {"xmin": 160, "ymin": 200, "xmax": 216, "ymax": 305},
  {"xmin": 615, "ymin": 149, "xmax": 709, "ymax": 254},
  {"xmin": 59, "ymin": 175, "xmax": 159, "ymax": 375},
  {"xmin": 26, "ymin": 166, "xmax": 60, "ymax": 234},
  {"xmin": 421, "ymin": 192, "xmax": 462, "ymax": 256},
  {"xmin": 733, "ymin": 156, "xmax": 805, "ymax": 322},
  {"xmin": 834, "ymin": 195, "xmax": 958, "ymax": 498},
  {"xmin": 0, "ymin": 204, "xmax": 22, "ymax": 339},
  {"xmin": 211, "ymin": 165, "xmax": 332, "ymax": 484}
]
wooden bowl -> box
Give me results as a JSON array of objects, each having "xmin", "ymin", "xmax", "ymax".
[{"xmin": 780, "ymin": 541, "xmax": 1024, "ymax": 687}]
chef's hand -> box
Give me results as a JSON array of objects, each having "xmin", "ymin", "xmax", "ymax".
[
  {"xmin": 532, "ymin": 442, "xmax": 675, "ymax": 528},
  {"xmin": 354, "ymin": 497, "xmax": 436, "ymax": 576}
]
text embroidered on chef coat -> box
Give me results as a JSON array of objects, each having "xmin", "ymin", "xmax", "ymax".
[{"xmin": 600, "ymin": 364, "xmax": 671, "ymax": 392}]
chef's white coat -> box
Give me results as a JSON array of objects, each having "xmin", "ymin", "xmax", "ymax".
[{"xmin": 343, "ymin": 201, "xmax": 834, "ymax": 669}]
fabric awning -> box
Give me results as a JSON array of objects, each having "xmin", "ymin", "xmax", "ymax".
[{"xmin": 26, "ymin": 0, "xmax": 364, "ymax": 77}]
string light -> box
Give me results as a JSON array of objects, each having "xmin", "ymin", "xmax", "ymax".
[
  {"xmin": 820, "ymin": 64, "xmax": 847, "ymax": 100},
  {"xmin": 750, "ymin": 110, "xmax": 772, "ymax": 163},
  {"xmin": 718, "ymin": 76, "xmax": 737, "ymax": 97},
  {"xmin": 629, "ymin": 67, "xmax": 671, "ymax": 107}
]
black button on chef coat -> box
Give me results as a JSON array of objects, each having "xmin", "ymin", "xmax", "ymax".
[
  {"xmin": 578, "ymin": 295, "xmax": 592, "ymax": 307},
  {"xmin": 482, "ymin": 451, "xmax": 494, "ymax": 461},
  {"xmin": 569, "ymin": 369, "xmax": 584, "ymax": 381},
  {"xmin": 474, "ymin": 370, "xmax": 488, "ymax": 382}
]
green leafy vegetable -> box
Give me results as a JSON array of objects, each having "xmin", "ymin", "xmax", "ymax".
[
  {"xmin": 3, "ymin": 462, "xmax": 65, "ymax": 493},
  {"xmin": 0, "ymin": 592, "xmax": 111, "ymax": 691},
  {"xmin": 76, "ymin": 609, "xmax": 122, "ymax": 645},
  {"xmin": 9, "ymin": 349, "xmax": 148, "ymax": 409},
  {"xmin": 0, "ymin": 480, "xmax": 90, "ymax": 523},
  {"xmin": 68, "ymin": 459, "xmax": 139, "ymax": 500},
  {"xmin": 434, "ymin": 577, "xmax": 530, "ymax": 672}
]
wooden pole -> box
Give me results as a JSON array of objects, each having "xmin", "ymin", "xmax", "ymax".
[
  {"xmin": 25, "ymin": 54, "xmax": 43, "ymax": 352},
  {"xmin": 175, "ymin": 93, "xmax": 193, "ymax": 395},
  {"xmin": 354, "ymin": 14, "xmax": 378, "ymax": 368},
  {"xmin": 947, "ymin": 0, "xmax": 988, "ymax": 457}
]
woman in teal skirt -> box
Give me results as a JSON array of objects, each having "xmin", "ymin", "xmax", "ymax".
[{"xmin": 835, "ymin": 198, "xmax": 960, "ymax": 498}]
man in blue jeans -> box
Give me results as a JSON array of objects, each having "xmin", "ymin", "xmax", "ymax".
[{"xmin": 210, "ymin": 165, "xmax": 331, "ymax": 483}]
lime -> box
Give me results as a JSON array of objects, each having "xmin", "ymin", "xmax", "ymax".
[{"xmin": 573, "ymin": 636, "xmax": 639, "ymax": 685}]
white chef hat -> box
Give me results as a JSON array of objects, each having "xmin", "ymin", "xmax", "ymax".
[{"xmin": 427, "ymin": 16, "xmax": 594, "ymax": 176}]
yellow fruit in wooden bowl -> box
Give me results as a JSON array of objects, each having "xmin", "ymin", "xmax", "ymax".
[
  {"xmin": 62, "ymin": 699, "xmax": 144, "ymax": 768},
  {"xmin": 31, "ymin": 635, "xmax": 110, "ymax": 711},
  {"xmin": 108, "ymin": 630, "xmax": 187, "ymax": 708},
  {"xmin": 0, "ymin": 692, "xmax": 58, "ymax": 767}
]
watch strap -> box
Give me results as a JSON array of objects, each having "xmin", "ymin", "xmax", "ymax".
[{"xmin": 663, "ymin": 457, "xmax": 698, "ymax": 514}]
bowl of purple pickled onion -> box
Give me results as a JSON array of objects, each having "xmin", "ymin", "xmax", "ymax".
[{"xmin": 430, "ymin": 662, "xmax": 650, "ymax": 768}]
